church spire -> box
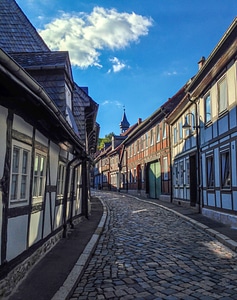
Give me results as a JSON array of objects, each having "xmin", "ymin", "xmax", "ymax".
[{"xmin": 120, "ymin": 108, "xmax": 130, "ymax": 133}]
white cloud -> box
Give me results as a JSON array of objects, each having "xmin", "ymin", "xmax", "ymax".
[
  {"xmin": 101, "ymin": 100, "xmax": 123, "ymax": 109},
  {"xmin": 164, "ymin": 70, "xmax": 178, "ymax": 76},
  {"xmin": 108, "ymin": 57, "xmax": 126, "ymax": 73},
  {"xmin": 39, "ymin": 7, "xmax": 153, "ymax": 68}
]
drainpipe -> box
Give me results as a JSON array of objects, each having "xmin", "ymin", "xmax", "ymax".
[
  {"xmin": 188, "ymin": 94, "xmax": 202, "ymax": 213},
  {"xmin": 63, "ymin": 156, "xmax": 78, "ymax": 238},
  {"xmin": 81, "ymin": 158, "xmax": 89, "ymax": 219},
  {"xmin": 168, "ymin": 122, "xmax": 173, "ymax": 203},
  {"xmin": 69, "ymin": 160, "xmax": 82, "ymax": 227}
]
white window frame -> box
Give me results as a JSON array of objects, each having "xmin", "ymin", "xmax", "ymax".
[
  {"xmin": 218, "ymin": 77, "xmax": 228, "ymax": 115},
  {"xmin": 10, "ymin": 141, "xmax": 31, "ymax": 206},
  {"xmin": 57, "ymin": 162, "xmax": 66, "ymax": 199},
  {"xmin": 33, "ymin": 150, "xmax": 47, "ymax": 203},
  {"xmin": 150, "ymin": 129, "xmax": 154, "ymax": 146},
  {"xmin": 156, "ymin": 124, "xmax": 160, "ymax": 142},
  {"xmin": 204, "ymin": 93, "xmax": 212, "ymax": 123},
  {"xmin": 179, "ymin": 121, "xmax": 183, "ymax": 140},
  {"xmin": 162, "ymin": 122, "xmax": 167, "ymax": 139},
  {"xmin": 173, "ymin": 127, "xmax": 177, "ymax": 144}
]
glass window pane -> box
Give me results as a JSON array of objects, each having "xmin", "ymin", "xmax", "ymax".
[
  {"xmin": 20, "ymin": 175, "xmax": 27, "ymax": 198},
  {"xmin": 22, "ymin": 150, "xmax": 28, "ymax": 174},
  {"xmin": 218, "ymin": 79, "xmax": 227, "ymax": 113},
  {"xmin": 12, "ymin": 147, "xmax": 20, "ymax": 173},
  {"xmin": 205, "ymin": 95, "xmax": 211, "ymax": 123},
  {"xmin": 11, "ymin": 174, "xmax": 18, "ymax": 200},
  {"xmin": 40, "ymin": 156, "xmax": 45, "ymax": 176},
  {"xmin": 34, "ymin": 155, "xmax": 39, "ymax": 175}
]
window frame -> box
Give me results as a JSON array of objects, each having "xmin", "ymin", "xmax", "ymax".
[
  {"xmin": 206, "ymin": 155, "xmax": 214, "ymax": 188},
  {"xmin": 220, "ymin": 150, "xmax": 231, "ymax": 189},
  {"xmin": 163, "ymin": 156, "xmax": 168, "ymax": 180},
  {"xmin": 162, "ymin": 122, "xmax": 167, "ymax": 139},
  {"xmin": 32, "ymin": 150, "xmax": 47, "ymax": 203},
  {"xmin": 204, "ymin": 93, "xmax": 212, "ymax": 124},
  {"xmin": 218, "ymin": 76, "xmax": 228, "ymax": 115},
  {"xmin": 57, "ymin": 162, "xmax": 66, "ymax": 200},
  {"xmin": 156, "ymin": 124, "xmax": 160, "ymax": 142},
  {"xmin": 9, "ymin": 141, "xmax": 31, "ymax": 206}
]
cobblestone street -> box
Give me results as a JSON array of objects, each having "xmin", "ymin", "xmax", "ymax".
[{"xmin": 70, "ymin": 192, "xmax": 237, "ymax": 299}]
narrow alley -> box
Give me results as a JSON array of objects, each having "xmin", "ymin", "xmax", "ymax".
[{"xmin": 70, "ymin": 191, "xmax": 237, "ymax": 300}]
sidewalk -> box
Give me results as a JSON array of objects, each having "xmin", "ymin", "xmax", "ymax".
[
  {"xmin": 8, "ymin": 196, "xmax": 106, "ymax": 300},
  {"xmin": 7, "ymin": 191, "xmax": 237, "ymax": 300}
]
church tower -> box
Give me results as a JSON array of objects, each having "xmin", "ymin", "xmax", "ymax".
[{"xmin": 119, "ymin": 108, "xmax": 130, "ymax": 133}]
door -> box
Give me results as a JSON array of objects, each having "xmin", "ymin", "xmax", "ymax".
[{"xmin": 148, "ymin": 161, "xmax": 161, "ymax": 199}]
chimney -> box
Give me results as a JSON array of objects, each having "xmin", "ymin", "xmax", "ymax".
[
  {"xmin": 198, "ymin": 56, "xmax": 205, "ymax": 70},
  {"xmin": 138, "ymin": 118, "xmax": 142, "ymax": 124}
]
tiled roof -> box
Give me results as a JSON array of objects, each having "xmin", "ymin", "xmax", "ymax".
[{"xmin": 0, "ymin": 0, "xmax": 49, "ymax": 53}]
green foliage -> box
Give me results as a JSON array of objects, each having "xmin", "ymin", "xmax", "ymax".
[{"xmin": 98, "ymin": 132, "xmax": 114, "ymax": 150}]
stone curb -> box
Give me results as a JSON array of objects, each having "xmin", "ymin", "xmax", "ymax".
[
  {"xmin": 130, "ymin": 195, "xmax": 237, "ymax": 253},
  {"xmin": 51, "ymin": 197, "xmax": 108, "ymax": 300}
]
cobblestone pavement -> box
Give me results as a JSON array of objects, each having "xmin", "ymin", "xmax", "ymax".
[{"xmin": 70, "ymin": 192, "xmax": 237, "ymax": 300}]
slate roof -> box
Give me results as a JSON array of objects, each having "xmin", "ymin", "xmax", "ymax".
[
  {"xmin": 0, "ymin": 0, "xmax": 49, "ymax": 52},
  {"xmin": 120, "ymin": 109, "xmax": 130, "ymax": 133},
  {"xmin": 10, "ymin": 51, "xmax": 71, "ymax": 70}
]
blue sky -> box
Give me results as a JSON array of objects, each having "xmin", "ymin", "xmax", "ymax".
[{"xmin": 16, "ymin": 0, "xmax": 236, "ymax": 138}]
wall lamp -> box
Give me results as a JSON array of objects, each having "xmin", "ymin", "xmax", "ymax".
[{"xmin": 182, "ymin": 112, "xmax": 200, "ymax": 130}]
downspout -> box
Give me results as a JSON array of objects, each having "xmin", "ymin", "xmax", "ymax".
[
  {"xmin": 188, "ymin": 94, "xmax": 202, "ymax": 213},
  {"xmin": 125, "ymin": 150, "xmax": 128, "ymax": 192},
  {"xmin": 69, "ymin": 160, "xmax": 82, "ymax": 227},
  {"xmin": 168, "ymin": 122, "xmax": 173, "ymax": 203},
  {"xmin": 81, "ymin": 157, "xmax": 89, "ymax": 219},
  {"xmin": 195, "ymin": 100, "xmax": 202, "ymax": 213},
  {"xmin": 63, "ymin": 156, "xmax": 78, "ymax": 238}
]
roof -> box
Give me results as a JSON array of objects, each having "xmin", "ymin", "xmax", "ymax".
[
  {"xmin": 120, "ymin": 109, "xmax": 130, "ymax": 132},
  {"xmin": 10, "ymin": 51, "xmax": 71, "ymax": 70},
  {"xmin": 10, "ymin": 51, "xmax": 74, "ymax": 114},
  {"xmin": 0, "ymin": 0, "xmax": 49, "ymax": 52},
  {"xmin": 0, "ymin": 48, "xmax": 85, "ymax": 153}
]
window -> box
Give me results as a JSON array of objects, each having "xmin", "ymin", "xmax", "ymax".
[
  {"xmin": 173, "ymin": 127, "xmax": 177, "ymax": 144},
  {"xmin": 205, "ymin": 94, "xmax": 211, "ymax": 123},
  {"xmin": 185, "ymin": 114, "xmax": 191, "ymax": 137},
  {"xmin": 206, "ymin": 155, "xmax": 214, "ymax": 188},
  {"xmin": 156, "ymin": 125, "xmax": 160, "ymax": 142},
  {"xmin": 145, "ymin": 133, "xmax": 148, "ymax": 148},
  {"xmin": 33, "ymin": 152, "xmax": 46, "ymax": 201},
  {"xmin": 185, "ymin": 159, "xmax": 190, "ymax": 185},
  {"xmin": 163, "ymin": 157, "xmax": 168, "ymax": 180},
  {"xmin": 174, "ymin": 163, "xmax": 178, "ymax": 186},
  {"xmin": 179, "ymin": 121, "xmax": 183, "ymax": 140},
  {"xmin": 150, "ymin": 129, "xmax": 154, "ymax": 145},
  {"xmin": 57, "ymin": 163, "xmax": 66, "ymax": 197},
  {"xmin": 179, "ymin": 161, "xmax": 184, "ymax": 186},
  {"xmin": 218, "ymin": 77, "xmax": 227, "ymax": 114},
  {"xmin": 10, "ymin": 143, "xmax": 31, "ymax": 205},
  {"xmin": 162, "ymin": 122, "xmax": 167, "ymax": 139},
  {"xmin": 220, "ymin": 151, "xmax": 231, "ymax": 188},
  {"xmin": 140, "ymin": 137, "xmax": 144, "ymax": 151}
]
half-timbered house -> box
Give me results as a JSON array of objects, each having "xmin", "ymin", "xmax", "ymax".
[
  {"xmin": 188, "ymin": 17, "xmax": 237, "ymax": 225},
  {"xmin": 0, "ymin": 0, "xmax": 98, "ymax": 295}
]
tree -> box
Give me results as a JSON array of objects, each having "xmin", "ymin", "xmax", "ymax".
[{"xmin": 98, "ymin": 132, "xmax": 114, "ymax": 150}]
